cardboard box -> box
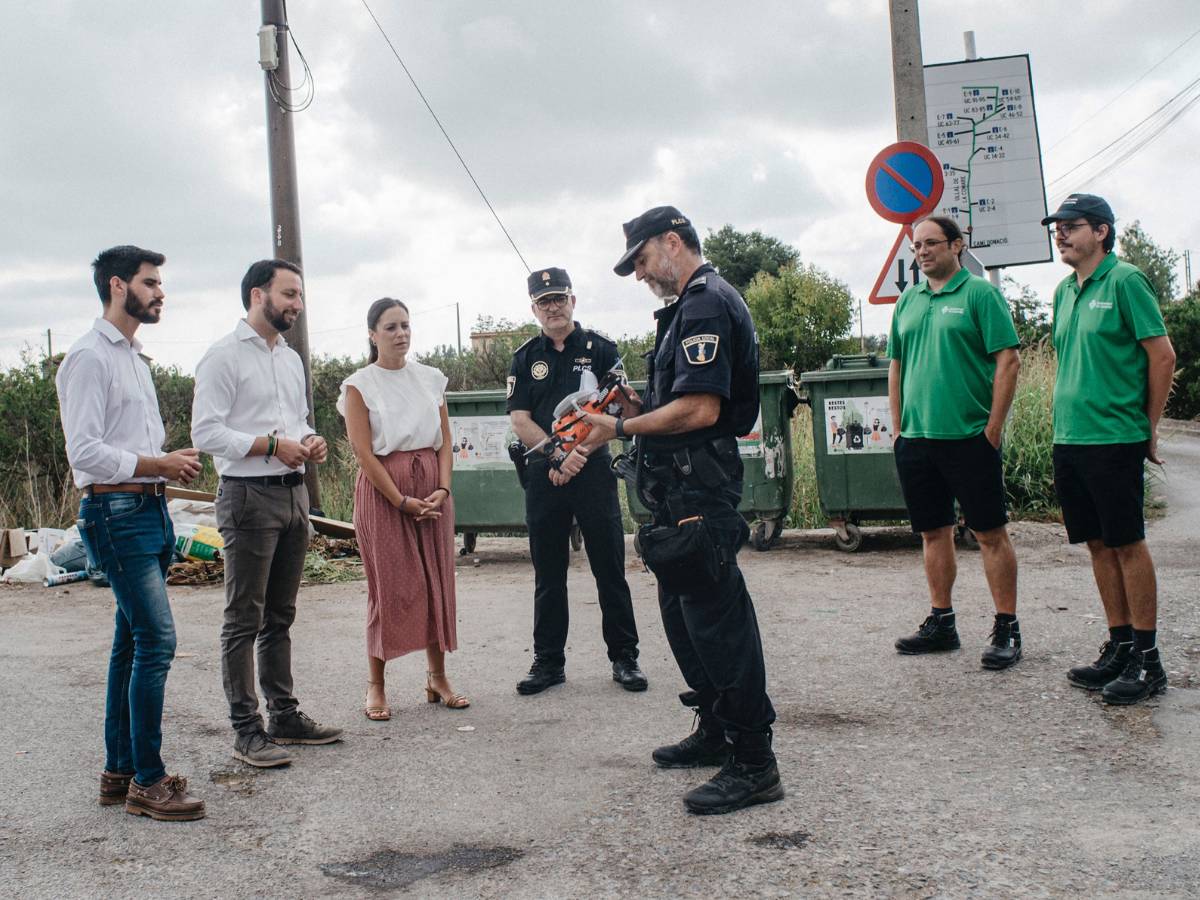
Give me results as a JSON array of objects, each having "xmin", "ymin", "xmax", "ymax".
[{"xmin": 1, "ymin": 528, "xmax": 28, "ymax": 569}]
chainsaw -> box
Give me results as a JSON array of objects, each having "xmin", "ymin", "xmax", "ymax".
[{"xmin": 524, "ymin": 366, "xmax": 642, "ymax": 468}]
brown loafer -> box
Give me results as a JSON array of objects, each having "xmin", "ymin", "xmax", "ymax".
[
  {"xmin": 125, "ymin": 774, "xmax": 206, "ymax": 822},
  {"xmin": 99, "ymin": 770, "xmax": 134, "ymax": 806}
]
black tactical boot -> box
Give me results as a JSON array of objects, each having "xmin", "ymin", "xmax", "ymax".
[
  {"xmin": 516, "ymin": 658, "xmax": 566, "ymax": 695},
  {"xmin": 980, "ymin": 616, "xmax": 1022, "ymax": 670},
  {"xmin": 1101, "ymin": 648, "xmax": 1167, "ymax": 706},
  {"xmin": 895, "ymin": 611, "xmax": 960, "ymax": 654},
  {"xmin": 682, "ymin": 731, "xmax": 784, "ymax": 815},
  {"xmin": 652, "ymin": 713, "xmax": 730, "ymax": 769},
  {"xmin": 612, "ymin": 653, "xmax": 649, "ymax": 692},
  {"xmin": 1067, "ymin": 640, "xmax": 1132, "ymax": 690}
]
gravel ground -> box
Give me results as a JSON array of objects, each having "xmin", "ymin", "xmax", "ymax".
[{"xmin": 2, "ymin": 433, "xmax": 1198, "ymax": 899}]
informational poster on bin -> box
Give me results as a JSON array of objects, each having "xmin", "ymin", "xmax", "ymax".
[
  {"xmin": 736, "ymin": 412, "xmax": 765, "ymax": 458},
  {"xmin": 824, "ymin": 397, "xmax": 895, "ymax": 454},
  {"xmin": 448, "ymin": 416, "xmax": 516, "ymax": 468}
]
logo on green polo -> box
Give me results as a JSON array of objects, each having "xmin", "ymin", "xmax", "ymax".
[
  {"xmin": 941, "ymin": 305, "xmax": 966, "ymax": 315},
  {"xmin": 1088, "ymin": 298, "xmax": 1114, "ymax": 310}
]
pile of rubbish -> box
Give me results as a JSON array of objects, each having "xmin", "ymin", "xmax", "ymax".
[{"xmin": 2, "ymin": 497, "xmax": 361, "ymax": 589}]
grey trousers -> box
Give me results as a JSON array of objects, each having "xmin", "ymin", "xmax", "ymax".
[{"xmin": 215, "ymin": 480, "xmax": 309, "ymax": 735}]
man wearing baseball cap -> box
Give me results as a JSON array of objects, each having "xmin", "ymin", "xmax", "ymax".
[
  {"xmin": 586, "ymin": 206, "xmax": 782, "ymax": 815},
  {"xmin": 1042, "ymin": 193, "xmax": 1176, "ymax": 704}
]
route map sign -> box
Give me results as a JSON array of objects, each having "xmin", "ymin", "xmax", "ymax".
[{"xmin": 924, "ymin": 54, "xmax": 1052, "ymax": 268}]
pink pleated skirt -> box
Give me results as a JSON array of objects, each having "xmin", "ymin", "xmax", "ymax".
[{"xmin": 353, "ymin": 448, "xmax": 457, "ymax": 660}]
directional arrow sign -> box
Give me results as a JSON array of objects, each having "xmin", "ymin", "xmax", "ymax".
[{"xmin": 869, "ymin": 225, "xmax": 921, "ymax": 305}]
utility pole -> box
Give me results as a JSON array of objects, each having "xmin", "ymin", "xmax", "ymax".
[
  {"xmin": 456, "ymin": 302, "xmax": 463, "ymax": 353},
  {"xmin": 46, "ymin": 328, "xmax": 52, "ymax": 360},
  {"xmin": 259, "ymin": 0, "xmax": 320, "ymax": 509},
  {"xmin": 859, "ymin": 299, "xmax": 866, "ymax": 352},
  {"xmin": 888, "ymin": 1, "xmax": 927, "ymax": 144}
]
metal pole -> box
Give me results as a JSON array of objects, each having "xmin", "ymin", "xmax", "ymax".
[
  {"xmin": 46, "ymin": 328, "xmax": 52, "ymax": 360},
  {"xmin": 260, "ymin": 0, "xmax": 320, "ymax": 509},
  {"xmin": 859, "ymin": 298, "xmax": 866, "ymax": 352},
  {"xmin": 456, "ymin": 302, "xmax": 463, "ymax": 353},
  {"xmin": 889, "ymin": 1, "xmax": 927, "ymax": 143},
  {"xmin": 1185, "ymin": 249, "xmax": 1192, "ymax": 295}
]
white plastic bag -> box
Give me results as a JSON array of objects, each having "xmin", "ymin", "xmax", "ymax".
[{"xmin": 2, "ymin": 551, "xmax": 65, "ymax": 584}]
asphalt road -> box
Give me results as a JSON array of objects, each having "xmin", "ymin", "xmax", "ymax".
[{"xmin": 2, "ymin": 431, "xmax": 1198, "ymax": 898}]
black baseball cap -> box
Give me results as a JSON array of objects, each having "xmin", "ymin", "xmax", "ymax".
[
  {"xmin": 527, "ymin": 267, "xmax": 572, "ymax": 300},
  {"xmin": 613, "ymin": 205, "xmax": 692, "ymax": 276},
  {"xmin": 1041, "ymin": 193, "xmax": 1115, "ymax": 226}
]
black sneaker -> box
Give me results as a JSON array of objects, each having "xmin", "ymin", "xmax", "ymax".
[
  {"xmin": 652, "ymin": 718, "xmax": 730, "ymax": 769},
  {"xmin": 233, "ymin": 730, "xmax": 293, "ymax": 768},
  {"xmin": 1101, "ymin": 649, "xmax": 1167, "ymax": 706},
  {"xmin": 612, "ymin": 655, "xmax": 649, "ymax": 692},
  {"xmin": 1067, "ymin": 640, "xmax": 1132, "ymax": 691},
  {"xmin": 981, "ymin": 616, "xmax": 1022, "ymax": 670},
  {"xmin": 516, "ymin": 658, "xmax": 566, "ymax": 695},
  {"xmin": 895, "ymin": 613, "xmax": 960, "ymax": 655},
  {"xmin": 267, "ymin": 711, "xmax": 343, "ymax": 745},
  {"xmin": 682, "ymin": 733, "xmax": 783, "ymax": 815}
]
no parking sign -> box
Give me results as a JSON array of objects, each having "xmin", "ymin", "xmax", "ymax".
[{"xmin": 865, "ymin": 141, "xmax": 945, "ymax": 303}]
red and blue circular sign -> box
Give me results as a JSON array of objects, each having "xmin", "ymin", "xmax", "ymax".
[{"xmin": 865, "ymin": 141, "xmax": 945, "ymax": 224}]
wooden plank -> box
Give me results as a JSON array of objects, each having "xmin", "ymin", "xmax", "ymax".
[{"xmin": 165, "ymin": 486, "xmax": 356, "ymax": 538}]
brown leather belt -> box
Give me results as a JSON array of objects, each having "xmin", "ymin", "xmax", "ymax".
[{"xmin": 86, "ymin": 482, "xmax": 167, "ymax": 497}]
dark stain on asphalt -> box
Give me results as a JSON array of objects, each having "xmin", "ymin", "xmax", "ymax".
[
  {"xmin": 320, "ymin": 844, "xmax": 524, "ymax": 890},
  {"xmin": 749, "ymin": 830, "xmax": 810, "ymax": 850},
  {"xmin": 774, "ymin": 707, "xmax": 870, "ymax": 729}
]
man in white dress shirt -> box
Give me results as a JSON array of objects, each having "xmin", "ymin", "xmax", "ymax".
[
  {"xmin": 192, "ymin": 259, "xmax": 342, "ymax": 767},
  {"xmin": 57, "ymin": 245, "xmax": 205, "ymax": 821}
]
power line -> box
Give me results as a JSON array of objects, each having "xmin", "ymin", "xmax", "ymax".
[
  {"xmin": 1046, "ymin": 25, "xmax": 1200, "ymax": 152},
  {"xmin": 357, "ymin": 0, "xmax": 531, "ymax": 274}
]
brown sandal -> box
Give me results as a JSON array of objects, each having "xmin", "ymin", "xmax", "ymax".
[
  {"xmin": 425, "ymin": 671, "xmax": 470, "ymax": 709},
  {"xmin": 365, "ymin": 680, "xmax": 391, "ymax": 721}
]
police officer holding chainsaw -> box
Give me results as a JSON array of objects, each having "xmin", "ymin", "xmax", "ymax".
[
  {"xmin": 507, "ymin": 267, "xmax": 647, "ymax": 696},
  {"xmin": 583, "ymin": 207, "xmax": 783, "ymax": 816}
]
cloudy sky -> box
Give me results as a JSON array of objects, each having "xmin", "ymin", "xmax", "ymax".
[{"xmin": 3, "ymin": 1, "xmax": 1198, "ymax": 372}]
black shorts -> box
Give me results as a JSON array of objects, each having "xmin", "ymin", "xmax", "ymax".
[
  {"xmin": 893, "ymin": 431, "xmax": 1008, "ymax": 534},
  {"xmin": 1052, "ymin": 442, "xmax": 1146, "ymax": 547}
]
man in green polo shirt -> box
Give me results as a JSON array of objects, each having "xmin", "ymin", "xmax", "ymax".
[
  {"xmin": 1042, "ymin": 193, "xmax": 1176, "ymax": 706},
  {"xmin": 887, "ymin": 215, "xmax": 1023, "ymax": 669}
]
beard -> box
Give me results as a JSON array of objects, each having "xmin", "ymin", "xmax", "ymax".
[
  {"xmin": 264, "ymin": 295, "xmax": 296, "ymax": 332},
  {"xmin": 124, "ymin": 290, "xmax": 161, "ymax": 324},
  {"xmin": 644, "ymin": 262, "xmax": 679, "ymax": 300}
]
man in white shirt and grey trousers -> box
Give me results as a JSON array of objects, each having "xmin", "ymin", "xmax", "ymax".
[
  {"xmin": 192, "ymin": 258, "xmax": 342, "ymax": 767},
  {"xmin": 57, "ymin": 245, "xmax": 206, "ymax": 821}
]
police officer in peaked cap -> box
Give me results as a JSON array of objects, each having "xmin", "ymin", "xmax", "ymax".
[
  {"xmin": 582, "ymin": 207, "xmax": 783, "ymax": 815},
  {"xmin": 507, "ymin": 266, "xmax": 648, "ymax": 696}
]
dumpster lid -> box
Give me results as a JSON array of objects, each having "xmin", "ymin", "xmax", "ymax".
[{"xmin": 799, "ymin": 354, "xmax": 889, "ymax": 383}]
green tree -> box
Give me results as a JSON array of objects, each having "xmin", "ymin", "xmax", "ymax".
[
  {"xmin": 1001, "ymin": 277, "xmax": 1051, "ymax": 347},
  {"xmin": 1163, "ymin": 295, "xmax": 1200, "ymax": 419},
  {"xmin": 744, "ymin": 264, "xmax": 855, "ymax": 373},
  {"xmin": 1119, "ymin": 220, "xmax": 1179, "ymax": 303},
  {"xmin": 703, "ymin": 225, "xmax": 800, "ymax": 297}
]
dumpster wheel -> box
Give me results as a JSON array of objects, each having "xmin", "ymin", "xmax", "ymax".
[
  {"xmin": 833, "ymin": 522, "xmax": 863, "ymax": 553},
  {"xmin": 751, "ymin": 518, "xmax": 782, "ymax": 551},
  {"xmin": 459, "ymin": 532, "xmax": 477, "ymax": 556},
  {"xmin": 570, "ymin": 523, "xmax": 583, "ymax": 552}
]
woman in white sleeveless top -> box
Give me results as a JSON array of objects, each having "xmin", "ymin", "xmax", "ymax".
[{"xmin": 337, "ymin": 298, "xmax": 467, "ymax": 720}]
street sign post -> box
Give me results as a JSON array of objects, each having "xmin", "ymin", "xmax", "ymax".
[{"xmin": 864, "ymin": 141, "xmax": 945, "ymax": 304}]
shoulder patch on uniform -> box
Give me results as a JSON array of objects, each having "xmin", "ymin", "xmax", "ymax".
[
  {"xmin": 506, "ymin": 375, "xmax": 516, "ymax": 398},
  {"xmin": 682, "ymin": 334, "xmax": 719, "ymax": 365}
]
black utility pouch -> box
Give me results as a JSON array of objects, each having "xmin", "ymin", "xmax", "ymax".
[{"xmin": 636, "ymin": 517, "xmax": 721, "ymax": 593}]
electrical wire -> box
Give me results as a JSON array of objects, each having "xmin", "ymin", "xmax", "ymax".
[
  {"xmin": 1046, "ymin": 25, "xmax": 1200, "ymax": 152},
  {"xmin": 357, "ymin": 0, "xmax": 531, "ymax": 274},
  {"xmin": 268, "ymin": 1, "xmax": 315, "ymax": 113}
]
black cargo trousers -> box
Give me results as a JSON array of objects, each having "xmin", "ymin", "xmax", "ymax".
[
  {"xmin": 524, "ymin": 453, "xmax": 640, "ymax": 665},
  {"xmin": 639, "ymin": 437, "xmax": 775, "ymax": 735}
]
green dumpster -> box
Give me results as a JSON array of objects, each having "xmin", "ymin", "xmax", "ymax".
[
  {"xmin": 444, "ymin": 388, "xmax": 582, "ymax": 554},
  {"xmin": 622, "ymin": 371, "xmax": 800, "ymax": 551},
  {"xmin": 798, "ymin": 354, "xmax": 908, "ymax": 551}
]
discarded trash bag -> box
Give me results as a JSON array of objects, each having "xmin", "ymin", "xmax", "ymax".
[
  {"xmin": 174, "ymin": 524, "xmax": 223, "ymax": 562},
  {"xmin": 3, "ymin": 551, "xmax": 65, "ymax": 584}
]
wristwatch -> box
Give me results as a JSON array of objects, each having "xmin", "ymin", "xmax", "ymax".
[{"xmin": 615, "ymin": 417, "xmax": 626, "ymax": 439}]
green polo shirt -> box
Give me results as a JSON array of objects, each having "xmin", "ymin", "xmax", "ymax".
[
  {"xmin": 888, "ymin": 267, "xmax": 1019, "ymax": 439},
  {"xmin": 1051, "ymin": 252, "xmax": 1167, "ymax": 444}
]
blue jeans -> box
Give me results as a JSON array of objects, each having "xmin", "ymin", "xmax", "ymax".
[{"xmin": 78, "ymin": 492, "xmax": 177, "ymax": 786}]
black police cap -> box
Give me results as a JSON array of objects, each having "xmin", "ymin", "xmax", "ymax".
[
  {"xmin": 1041, "ymin": 193, "xmax": 1115, "ymax": 226},
  {"xmin": 613, "ymin": 206, "xmax": 691, "ymax": 276},
  {"xmin": 528, "ymin": 267, "xmax": 572, "ymax": 300}
]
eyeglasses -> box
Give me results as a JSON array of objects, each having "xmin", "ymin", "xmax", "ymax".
[
  {"xmin": 1050, "ymin": 222, "xmax": 1092, "ymax": 238},
  {"xmin": 909, "ymin": 239, "xmax": 950, "ymax": 252},
  {"xmin": 533, "ymin": 294, "xmax": 570, "ymax": 309}
]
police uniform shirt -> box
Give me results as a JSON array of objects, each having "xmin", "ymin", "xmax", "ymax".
[
  {"xmin": 507, "ymin": 323, "xmax": 621, "ymax": 443},
  {"xmin": 642, "ymin": 264, "xmax": 760, "ymax": 453}
]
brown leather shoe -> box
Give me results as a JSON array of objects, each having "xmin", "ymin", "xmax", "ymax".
[
  {"xmin": 99, "ymin": 770, "xmax": 133, "ymax": 806},
  {"xmin": 125, "ymin": 774, "xmax": 206, "ymax": 822}
]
